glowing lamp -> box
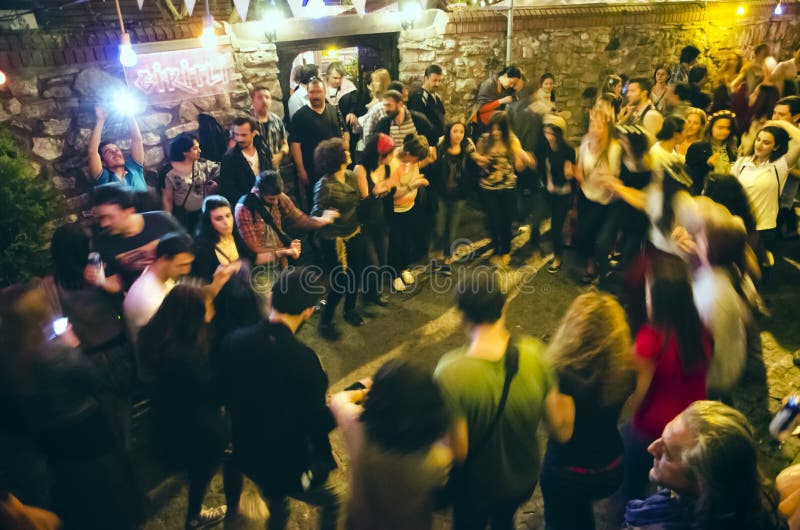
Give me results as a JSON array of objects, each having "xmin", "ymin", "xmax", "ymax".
[
  {"xmin": 119, "ymin": 32, "xmax": 137, "ymax": 67},
  {"xmin": 263, "ymin": 7, "xmax": 284, "ymax": 42},
  {"xmin": 736, "ymin": 5, "xmax": 745, "ymax": 15},
  {"xmin": 110, "ymin": 89, "xmax": 143, "ymax": 117},
  {"xmin": 400, "ymin": 1, "xmax": 422, "ymax": 30},
  {"xmin": 774, "ymin": 2, "xmax": 783, "ymax": 15},
  {"xmin": 200, "ymin": 15, "xmax": 218, "ymax": 48},
  {"xmin": 0, "ymin": 70, "xmax": 6, "ymax": 86}
]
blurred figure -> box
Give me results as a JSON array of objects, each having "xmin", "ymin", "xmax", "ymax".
[
  {"xmin": 777, "ymin": 464, "xmax": 800, "ymax": 530},
  {"xmin": 650, "ymin": 65, "xmax": 669, "ymax": 114},
  {"xmin": 539, "ymin": 115, "xmax": 576, "ymax": 273},
  {"xmin": 139, "ymin": 284, "xmax": 235, "ymax": 530},
  {"xmin": 330, "ymin": 360, "xmax": 451, "ymax": 530},
  {"xmin": 191, "ymin": 195, "xmax": 250, "ymax": 283},
  {"xmin": 541, "ymin": 293, "xmax": 635, "ymax": 530},
  {"xmin": 625, "ymin": 401, "xmax": 785, "ymax": 530},
  {"xmin": 0, "ymin": 488, "xmax": 61, "ymax": 530},
  {"xmin": 471, "ymin": 65, "xmax": 524, "ymax": 139},
  {"xmin": 0, "ymin": 284, "xmax": 139, "ymax": 530},
  {"xmin": 675, "ymin": 108, "xmax": 707, "ymax": 162}
]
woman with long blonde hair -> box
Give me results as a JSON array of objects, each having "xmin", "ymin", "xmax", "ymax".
[{"xmin": 541, "ymin": 292, "xmax": 635, "ymax": 530}]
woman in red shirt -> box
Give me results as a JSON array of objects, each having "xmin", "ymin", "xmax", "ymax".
[{"xmin": 618, "ymin": 254, "xmax": 712, "ymax": 512}]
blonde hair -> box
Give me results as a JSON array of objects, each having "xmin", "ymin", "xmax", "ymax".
[
  {"xmin": 547, "ymin": 292, "xmax": 634, "ymax": 406},
  {"xmin": 370, "ymin": 68, "xmax": 391, "ymax": 99},
  {"xmin": 685, "ymin": 107, "xmax": 708, "ymax": 140}
]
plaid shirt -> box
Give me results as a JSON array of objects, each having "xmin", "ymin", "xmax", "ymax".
[
  {"xmin": 360, "ymin": 102, "xmax": 386, "ymax": 146},
  {"xmin": 255, "ymin": 112, "xmax": 288, "ymax": 159},
  {"xmin": 234, "ymin": 190, "xmax": 325, "ymax": 263}
]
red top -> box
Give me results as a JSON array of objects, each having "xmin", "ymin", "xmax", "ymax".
[{"xmin": 632, "ymin": 324, "xmax": 712, "ymax": 440}]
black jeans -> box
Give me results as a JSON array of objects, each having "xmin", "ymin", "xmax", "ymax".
[
  {"xmin": 187, "ymin": 450, "xmax": 241, "ymax": 522},
  {"xmin": 577, "ymin": 194, "xmax": 615, "ymax": 271},
  {"xmin": 362, "ymin": 222, "xmax": 390, "ymax": 299},
  {"xmin": 480, "ymin": 188, "xmax": 517, "ymax": 256},
  {"xmin": 389, "ymin": 206, "xmax": 421, "ymax": 274},
  {"xmin": 319, "ymin": 233, "xmax": 365, "ymax": 324},
  {"xmin": 540, "ymin": 452, "xmax": 623, "ymax": 530}
]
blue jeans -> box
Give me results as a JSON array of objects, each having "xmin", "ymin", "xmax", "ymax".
[{"xmin": 435, "ymin": 198, "xmax": 465, "ymax": 258}]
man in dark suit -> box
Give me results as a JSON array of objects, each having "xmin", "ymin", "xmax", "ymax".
[
  {"xmin": 219, "ymin": 116, "xmax": 272, "ymax": 206},
  {"xmin": 220, "ymin": 267, "xmax": 341, "ymax": 530},
  {"xmin": 408, "ymin": 64, "xmax": 446, "ymax": 139}
]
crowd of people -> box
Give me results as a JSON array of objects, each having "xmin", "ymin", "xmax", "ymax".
[{"xmin": 1, "ymin": 39, "xmax": 800, "ymax": 530}]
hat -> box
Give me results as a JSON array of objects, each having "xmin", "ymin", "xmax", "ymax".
[
  {"xmin": 376, "ymin": 133, "xmax": 396, "ymax": 156},
  {"xmin": 543, "ymin": 114, "xmax": 568, "ymax": 135}
]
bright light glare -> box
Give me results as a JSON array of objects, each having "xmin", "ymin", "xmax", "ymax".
[
  {"xmin": 774, "ymin": 2, "xmax": 783, "ymax": 15},
  {"xmin": 401, "ymin": 1, "xmax": 422, "ymax": 23},
  {"xmin": 736, "ymin": 5, "xmax": 745, "ymax": 15},
  {"xmin": 263, "ymin": 9, "xmax": 284, "ymax": 34},
  {"xmin": 110, "ymin": 89, "xmax": 142, "ymax": 117},
  {"xmin": 0, "ymin": 70, "xmax": 6, "ymax": 86},
  {"xmin": 200, "ymin": 15, "xmax": 218, "ymax": 48},
  {"xmin": 306, "ymin": 0, "xmax": 326, "ymax": 19},
  {"xmin": 119, "ymin": 32, "xmax": 137, "ymax": 67}
]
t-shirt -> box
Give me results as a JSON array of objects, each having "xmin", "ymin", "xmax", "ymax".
[
  {"xmin": 94, "ymin": 211, "xmax": 183, "ymax": 287},
  {"xmin": 287, "ymin": 85, "xmax": 308, "ymax": 119},
  {"xmin": 434, "ymin": 336, "xmax": 555, "ymax": 501},
  {"xmin": 242, "ymin": 149, "xmax": 260, "ymax": 177},
  {"xmin": 732, "ymin": 155, "xmax": 790, "ymax": 230},
  {"xmin": 632, "ymin": 324, "xmax": 711, "ymax": 439},
  {"xmin": 577, "ymin": 139, "xmax": 621, "ymax": 204},
  {"xmin": 289, "ymin": 104, "xmax": 344, "ymax": 183},
  {"xmin": 123, "ymin": 266, "xmax": 175, "ymax": 345},
  {"xmin": 164, "ymin": 159, "xmax": 220, "ymax": 212},
  {"xmin": 95, "ymin": 156, "xmax": 147, "ymax": 191}
]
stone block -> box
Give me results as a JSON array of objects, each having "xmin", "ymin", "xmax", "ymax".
[
  {"xmin": 52, "ymin": 176, "xmax": 76, "ymax": 190},
  {"xmin": 192, "ymin": 95, "xmax": 217, "ymax": 112},
  {"xmin": 57, "ymin": 98, "xmax": 80, "ymax": 111},
  {"xmin": 66, "ymin": 193, "xmax": 89, "ymax": 211},
  {"xmin": 33, "ymin": 137, "xmax": 64, "ymax": 161},
  {"xmin": 455, "ymin": 78, "xmax": 477, "ymax": 93},
  {"xmin": 21, "ymin": 99, "xmax": 58, "ymax": 120},
  {"xmin": 140, "ymin": 112, "xmax": 173, "ymax": 132},
  {"xmin": 8, "ymin": 76, "xmax": 39, "ymax": 98},
  {"xmin": 42, "ymin": 85, "xmax": 74, "ymax": 99},
  {"xmin": 142, "ymin": 132, "xmax": 162, "ymax": 146},
  {"xmin": 179, "ymin": 100, "xmax": 199, "ymax": 122},
  {"xmin": 165, "ymin": 121, "xmax": 199, "ymax": 139},
  {"xmin": 5, "ymin": 98, "xmax": 22, "ymax": 115},
  {"xmin": 144, "ymin": 146, "xmax": 165, "ymax": 167},
  {"xmin": 241, "ymin": 50, "xmax": 278, "ymax": 68},
  {"xmin": 73, "ymin": 66, "xmax": 125, "ymax": 98},
  {"xmin": 41, "ymin": 118, "xmax": 72, "ymax": 136},
  {"xmin": 68, "ymin": 128, "xmax": 92, "ymax": 151}
]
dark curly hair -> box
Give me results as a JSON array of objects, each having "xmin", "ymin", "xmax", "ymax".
[
  {"xmin": 360, "ymin": 360, "xmax": 448, "ymax": 453},
  {"xmin": 314, "ymin": 138, "xmax": 348, "ymax": 176}
]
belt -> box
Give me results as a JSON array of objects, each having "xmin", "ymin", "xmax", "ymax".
[{"xmin": 567, "ymin": 455, "xmax": 622, "ymax": 475}]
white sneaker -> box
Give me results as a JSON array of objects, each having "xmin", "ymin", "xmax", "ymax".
[
  {"xmin": 393, "ymin": 277, "xmax": 407, "ymax": 292},
  {"xmin": 401, "ymin": 269, "xmax": 415, "ymax": 285}
]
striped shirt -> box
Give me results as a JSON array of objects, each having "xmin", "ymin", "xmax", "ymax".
[
  {"xmin": 255, "ymin": 112, "xmax": 288, "ymax": 159},
  {"xmin": 388, "ymin": 111, "xmax": 418, "ymax": 146}
]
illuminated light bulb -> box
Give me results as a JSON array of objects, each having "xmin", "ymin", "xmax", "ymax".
[
  {"xmin": 262, "ymin": 8, "xmax": 284, "ymax": 37},
  {"xmin": 306, "ymin": 0, "xmax": 326, "ymax": 19},
  {"xmin": 110, "ymin": 89, "xmax": 142, "ymax": 116},
  {"xmin": 401, "ymin": 1, "xmax": 422, "ymax": 21},
  {"xmin": 0, "ymin": 70, "xmax": 6, "ymax": 86},
  {"xmin": 736, "ymin": 5, "xmax": 745, "ymax": 15},
  {"xmin": 774, "ymin": 2, "xmax": 783, "ymax": 15},
  {"xmin": 200, "ymin": 15, "xmax": 218, "ymax": 48},
  {"xmin": 118, "ymin": 32, "xmax": 137, "ymax": 67}
]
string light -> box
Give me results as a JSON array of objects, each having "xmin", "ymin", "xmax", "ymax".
[
  {"xmin": 774, "ymin": 1, "xmax": 784, "ymax": 15},
  {"xmin": 306, "ymin": 0, "xmax": 326, "ymax": 19},
  {"xmin": 736, "ymin": 4, "xmax": 745, "ymax": 15},
  {"xmin": 114, "ymin": 0, "xmax": 137, "ymax": 67},
  {"xmin": 200, "ymin": 0, "xmax": 218, "ymax": 48},
  {"xmin": 0, "ymin": 70, "xmax": 6, "ymax": 86}
]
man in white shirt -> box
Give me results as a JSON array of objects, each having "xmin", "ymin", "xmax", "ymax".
[{"xmin": 124, "ymin": 232, "xmax": 195, "ymax": 349}]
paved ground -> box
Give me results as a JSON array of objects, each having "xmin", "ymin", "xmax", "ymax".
[{"xmin": 143, "ymin": 205, "xmax": 800, "ymax": 530}]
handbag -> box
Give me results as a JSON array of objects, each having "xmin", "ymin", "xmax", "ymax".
[{"xmin": 436, "ymin": 337, "xmax": 520, "ymax": 507}]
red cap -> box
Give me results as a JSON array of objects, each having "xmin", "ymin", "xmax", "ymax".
[{"xmin": 377, "ymin": 133, "xmax": 395, "ymax": 156}]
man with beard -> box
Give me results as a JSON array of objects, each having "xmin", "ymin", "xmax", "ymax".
[
  {"xmin": 375, "ymin": 89, "xmax": 436, "ymax": 147},
  {"xmin": 219, "ymin": 116, "xmax": 272, "ymax": 206},
  {"xmin": 87, "ymin": 104, "xmax": 146, "ymax": 191},
  {"xmin": 618, "ymin": 78, "xmax": 664, "ymax": 137},
  {"xmin": 221, "ymin": 267, "xmax": 342, "ymax": 530},
  {"xmin": 290, "ymin": 77, "xmax": 348, "ymax": 211}
]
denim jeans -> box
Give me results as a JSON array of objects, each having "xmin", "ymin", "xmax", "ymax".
[{"xmin": 435, "ymin": 198, "xmax": 466, "ymax": 258}]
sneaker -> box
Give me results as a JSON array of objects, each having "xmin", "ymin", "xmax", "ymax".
[
  {"xmin": 344, "ymin": 310, "xmax": 365, "ymax": 326},
  {"xmin": 319, "ymin": 322, "xmax": 341, "ymax": 340},
  {"xmin": 392, "ymin": 277, "xmax": 407, "ymax": 292},
  {"xmin": 401, "ymin": 269, "xmax": 414, "ymax": 285},
  {"xmin": 186, "ymin": 505, "xmax": 226, "ymax": 530}
]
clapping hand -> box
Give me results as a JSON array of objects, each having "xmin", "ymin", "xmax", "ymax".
[{"xmin": 320, "ymin": 209, "xmax": 340, "ymax": 224}]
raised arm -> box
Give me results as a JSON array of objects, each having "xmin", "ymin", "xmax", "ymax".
[
  {"xmin": 129, "ymin": 116, "xmax": 144, "ymax": 166},
  {"xmin": 764, "ymin": 120, "xmax": 800, "ymax": 167},
  {"xmin": 87, "ymin": 105, "xmax": 106, "ymax": 181}
]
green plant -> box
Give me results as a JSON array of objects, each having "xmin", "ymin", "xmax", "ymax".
[{"xmin": 0, "ymin": 127, "xmax": 61, "ymax": 287}]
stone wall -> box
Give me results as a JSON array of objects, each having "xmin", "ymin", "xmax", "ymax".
[
  {"xmin": 0, "ymin": 33, "xmax": 279, "ymax": 221},
  {"xmin": 399, "ymin": 0, "xmax": 800, "ymax": 139}
]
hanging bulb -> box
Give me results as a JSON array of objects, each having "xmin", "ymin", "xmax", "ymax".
[
  {"xmin": 200, "ymin": 14, "xmax": 218, "ymax": 48},
  {"xmin": 306, "ymin": 0, "xmax": 326, "ymax": 19},
  {"xmin": 774, "ymin": 2, "xmax": 783, "ymax": 15},
  {"xmin": 736, "ymin": 5, "xmax": 745, "ymax": 15},
  {"xmin": 0, "ymin": 69, "xmax": 6, "ymax": 86},
  {"xmin": 119, "ymin": 32, "xmax": 138, "ymax": 67}
]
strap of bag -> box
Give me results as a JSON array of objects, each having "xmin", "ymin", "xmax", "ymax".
[
  {"xmin": 468, "ymin": 337, "xmax": 520, "ymax": 460},
  {"xmin": 243, "ymin": 193, "xmax": 293, "ymax": 247}
]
